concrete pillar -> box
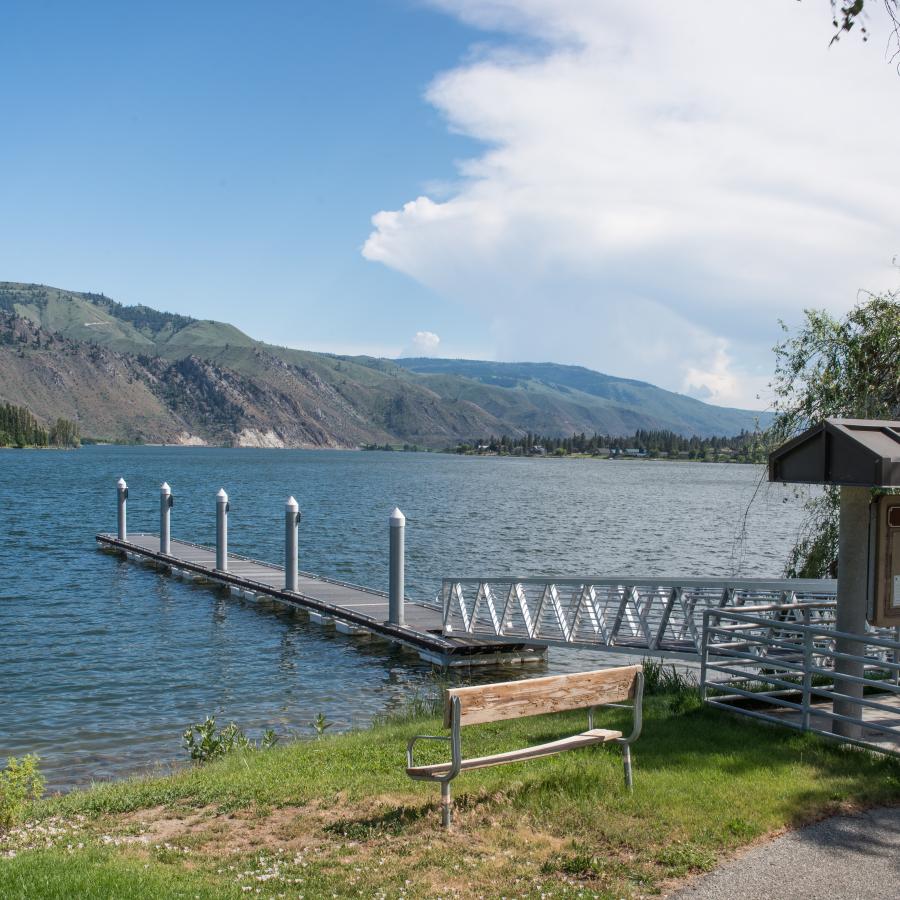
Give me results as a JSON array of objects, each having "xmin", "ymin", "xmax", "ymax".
[
  {"xmin": 216, "ymin": 488, "xmax": 229, "ymax": 572},
  {"xmin": 116, "ymin": 478, "xmax": 128, "ymax": 541},
  {"xmin": 388, "ymin": 506, "xmax": 405, "ymax": 627},
  {"xmin": 285, "ymin": 495, "xmax": 299, "ymax": 592},
  {"xmin": 833, "ymin": 485, "xmax": 870, "ymax": 739},
  {"xmin": 159, "ymin": 482, "xmax": 172, "ymax": 555}
]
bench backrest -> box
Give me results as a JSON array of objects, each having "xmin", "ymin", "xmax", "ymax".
[{"xmin": 444, "ymin": 664, "xmax": 642, "ymax": 728}]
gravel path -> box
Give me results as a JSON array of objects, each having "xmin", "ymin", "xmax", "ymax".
[{"xmin": 670, "ymin": 806, "xmax": 900, "ymax": 900}]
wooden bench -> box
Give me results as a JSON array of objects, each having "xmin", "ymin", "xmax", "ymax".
[{"xmin": 405, "ymin": 664, "xmax": 644, "ymax": 828}]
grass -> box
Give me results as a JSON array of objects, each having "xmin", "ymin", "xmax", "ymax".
[{"xmin": 2, "ymin": 695, "xmax": 899, "ymax": 899}]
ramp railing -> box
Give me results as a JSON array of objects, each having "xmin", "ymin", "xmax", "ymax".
[
  {"xmin": 440, "ymin": 577, "xmax": 836, "ymax": 656},
  {"xmin": 700, "ymin": 603, "xmax": 900, "ymax": 755}
]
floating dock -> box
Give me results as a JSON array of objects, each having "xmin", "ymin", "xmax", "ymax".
[{"xmin": 96, "ymin": 532, "xmax": 546, "ymax": 667}]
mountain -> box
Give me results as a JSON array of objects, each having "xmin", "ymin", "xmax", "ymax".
[
  {"xmin": 393, "ymin": 358, "xmax": 766, "ymax": 438},
  {"xmin": 0, "ymin": 282, "xmax": 769, "ymax": 447}
]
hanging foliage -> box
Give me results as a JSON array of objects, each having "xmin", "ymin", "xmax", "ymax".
[{"xmin": 770, "ymin": 292, "xmax": 900, "ymax": 576}]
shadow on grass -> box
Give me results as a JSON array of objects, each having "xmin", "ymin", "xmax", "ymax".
[
  {"xmin": 326, "ymin": 700, "xmax": 900, "ymax": 843},
  {"xmin": 457, "ymin": 703, "xmax": 900, "ymax": 828},
  {"xmin": 323, "ymin": 802, "xmax": 434, "ymax": 840}
]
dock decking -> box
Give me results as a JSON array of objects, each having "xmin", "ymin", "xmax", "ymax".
[{"xmin": 96, "ymin": 533, "xmax": 546, "ymax": 667}]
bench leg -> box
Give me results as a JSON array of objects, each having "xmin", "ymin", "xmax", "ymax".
[
  {"xmin": 441, "ymin": 781, "xmax": 453, "ymax": 829},
  {"xmin": 622, "ymin": 744, "xmax": 633, "ymax": 792}
]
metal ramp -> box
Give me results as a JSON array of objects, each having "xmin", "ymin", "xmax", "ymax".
[{"xmin": 441, "ymin": 576, "xmax": 837, "ymax": 657}]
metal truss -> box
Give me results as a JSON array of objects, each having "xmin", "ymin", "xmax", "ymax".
[{"xmin": 441, "ymin": 576, "xmax": 837, "ymax": 655}]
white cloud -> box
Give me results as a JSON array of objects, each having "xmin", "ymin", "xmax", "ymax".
[
  {"xmin": 408, "ymin": 330, "xmax": 442, "ymax": 356},
  {"xmin": 363, "ymin": 0, "xmax": 900, "ymax": 409}
]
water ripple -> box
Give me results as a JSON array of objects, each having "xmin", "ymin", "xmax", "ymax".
[{"xmin": 0, "ymin": 446, "xmax": 816, "ymax": 790}]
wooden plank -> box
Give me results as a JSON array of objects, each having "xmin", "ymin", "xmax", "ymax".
[
  {"xmin": 406, "ymin": 727, "xmax": 622, "ymax": 776},
  {"xmin": 445, "ymin": 665, "xmax": 641, "ymax": 727}
]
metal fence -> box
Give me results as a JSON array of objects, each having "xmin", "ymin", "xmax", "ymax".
[
  {"xmin": 440, "ymin": 576, "xmax": 836, "ymax": 656},
  {"xmin": 700, "ymin": 603, "xmax": 900, "ymax": 755}
]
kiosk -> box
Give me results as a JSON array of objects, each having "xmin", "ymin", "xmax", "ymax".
[{"xmin": 769, "ymin": 418, "xmax": 900, "ymax": 737}]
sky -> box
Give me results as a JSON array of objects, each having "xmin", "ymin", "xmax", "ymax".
[{"xmin": 2, "ymin": 1, "xmax": 899, "ymax": 410}]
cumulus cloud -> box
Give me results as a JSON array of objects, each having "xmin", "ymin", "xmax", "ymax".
[
  {"xmin": 363, "ymin": 0, "xmax": 900, "ymax": 409},
  {"xmin": 409, "ymin": 330, "xmax": 442, "ymax": 355}
]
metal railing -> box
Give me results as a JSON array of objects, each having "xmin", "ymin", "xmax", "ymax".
[
  {"xmin": 440, "ymin": 576, "xmax": 836, "ymax": 656},
  {"xmin": 701, "ymin": 603, "xmax": 900, "ymax": 755}
]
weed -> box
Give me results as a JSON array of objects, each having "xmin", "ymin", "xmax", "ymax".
[
  {"xmin": 541, "ymin": 848, "xmax": 653, "ymax": 888},
  {"xmin": 0, "ymin": 755, "xmax": 44, "ymax": 831},
  {"xmin": 183, "ymin": 717, "xmax": 278, "ymax": 763},
  {"xmin": 654, "ymin": 842, "xmax": 716, "ymax": 876},
  {"xmin": 372, "ymin": 669, "xmax": 461, "ymax": 725},
  {"xmin": 641, "ymin": 658, "xmax": 701, "ymax": 713},
  {"xmin": 641, "ymin": 658, "xmax": 695, "ymax": 695},
  {"xmin": 310, "ymin": 712, "xmax": 333, "ymax": 738}
]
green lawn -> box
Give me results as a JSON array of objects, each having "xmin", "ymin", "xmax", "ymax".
[{"xmin": 2, "ymin": 696, "xmax": 899, "ymax": 899}]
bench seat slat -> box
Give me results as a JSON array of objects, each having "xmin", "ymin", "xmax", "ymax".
[{"xmin": 406, "ymin": 727, "xmax": 622, "ymax": 777}]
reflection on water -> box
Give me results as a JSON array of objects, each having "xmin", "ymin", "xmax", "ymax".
[{"xmin": 0, "ymin": 446, "xmax": 816, "ymax": 790}]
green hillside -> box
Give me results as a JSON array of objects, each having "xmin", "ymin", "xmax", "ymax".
[
  {"xmin": 0, "ymin": 282, "xmax": 768, "ymax": 446},
  {"xmin": 0, "ymin": 283, "xmax": 254, "ymax": 356},
  {"xmin": 395, "ymin": 358, "xmax": 770, "ymax": 436}
]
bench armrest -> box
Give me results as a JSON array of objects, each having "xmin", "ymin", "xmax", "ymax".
[
  {"xmin": 588, "ymin": 671, "xmax": 644, "ymax": 745},
  {"xmin": 405, "ymin": 696, "xmax": 462, "ymax": 783},
  {"xmin": 620, "ymin": 670, "xmax": 644, "ymax": 744}
]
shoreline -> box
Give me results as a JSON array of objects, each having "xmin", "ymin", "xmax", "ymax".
[{"xmin": 3, "ymin": 699, "xmax": 897, "ymax": 899}]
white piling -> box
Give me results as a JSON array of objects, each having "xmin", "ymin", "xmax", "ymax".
[
  {"xmin": 388, "ymin": 506, "xmax": 406, "ymax": 627},
  {"xmin": 285, "ymin": 496, "xmax": 300, "ymax": 592},
  {"xmin": 216, "ymin": 488, "xmax": 229, "ymax": 571},
  {"xmin": 160, "ymin": 482, "xmax": 172, "ymax": 555},
  {"xmin": 116, "ymin": 478, "xmax": 128, "ymax": 541}
]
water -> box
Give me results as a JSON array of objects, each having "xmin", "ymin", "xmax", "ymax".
[{"xmin": 0, "ymin": 446, "xmax": 816, "ymax": 790}]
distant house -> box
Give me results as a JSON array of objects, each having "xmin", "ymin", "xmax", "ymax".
[
  {"xmin": 623, "ymin": 448, "xmax": 647, "ymax": 458},
  {"xmin": 530, "ymin": 445, "xmax": 546, "ymax": 455}
]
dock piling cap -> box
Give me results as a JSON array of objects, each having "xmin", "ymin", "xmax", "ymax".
[
  {"xmin": 117, "ymin": 477, "xmax": 127, "ymax": 489},
  {"xmin": 217, "ymin": 488, "xmax": 228, "ymax": 502},
  {"xmin": 286, "ymin": 495, "xmax": 299, "ymax": 511},
  {"xmin": 389, "ymin": 506, "xmax": 406, "ymax": 527},
  {"xmin": 161, "ymin": 481, "xmax": 171, "ymax": 494}
]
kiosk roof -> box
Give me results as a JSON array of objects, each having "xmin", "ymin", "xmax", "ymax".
[{"xmin": 768, "ymin": 418, "xmax": 900, "ymax": 487}]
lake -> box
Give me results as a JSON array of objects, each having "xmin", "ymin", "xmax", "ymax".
[{"xmin": 0, "ymin": 446, "xmax": 815, "ymax": 790}]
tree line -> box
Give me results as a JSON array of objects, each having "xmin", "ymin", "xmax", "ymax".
[
  {"xmin": 0, "ymin": 403, "xmax": 80, "ymax": 448},
  {"xmin": 450, "ymin": 428, "xmax": 767, "ymax": 462}
]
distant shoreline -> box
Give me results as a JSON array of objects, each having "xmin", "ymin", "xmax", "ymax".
[
  {"xmin": 0, "ymin": 444, "xmax": 78, "ymax": 451},
  {"xmin": 69, "ymin": 441, "xmax": 763, "ymax": 465}
]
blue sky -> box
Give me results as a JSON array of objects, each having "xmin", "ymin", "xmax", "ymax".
[
  {"xmin": 1, "ymin": 1, "xmax": 488, "ymax": 355},
  {"xmin": 2, "ymin": 1, "xmax": 899, "ymax": 409}
]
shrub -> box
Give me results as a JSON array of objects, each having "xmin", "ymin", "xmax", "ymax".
[
  {"xmin": 182, "ymin": 717, "xmax": 277, "ymax": 763},
  {"xmin": 0, "ymin": 755, "xmax": 44, "ymax": 831}
]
